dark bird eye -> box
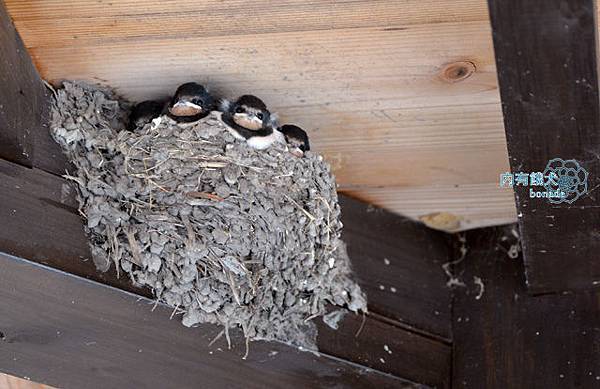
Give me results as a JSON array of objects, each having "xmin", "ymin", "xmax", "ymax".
[
  {"xmin": 235, "ymin": 107, "xmax": 244, "ymax": 113},
  {"xmin": 256, "ymin": 113, "xmax": 264, "ymax": 120},
  {"xmin": 192, "ymin": 98, "xmax": 201, "ymax": 105}
]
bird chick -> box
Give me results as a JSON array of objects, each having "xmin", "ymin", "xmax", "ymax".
[
  {"xmin": 167, "ymin": 82, "xmax": 215, "ymax": 123},
  {"xmin": 279, "ymin": 124, "xmax": 310, "ymax": 157},
  {"xmin": 128, "ymin": 100, "xmax": 166, "ymax": 131},
  {"xmin": 220, "ymin": 95, "xmax": 282, "ymax": 150}
]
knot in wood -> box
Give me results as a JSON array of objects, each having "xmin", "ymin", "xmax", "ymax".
[{"xmin": 439, "ymin": 61, "xmax": 476, "ymax": 83}]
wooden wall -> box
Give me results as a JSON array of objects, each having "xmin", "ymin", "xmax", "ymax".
[{"xmin": 3, "ymin": 0, "xmax": 516, "ymax": 231}]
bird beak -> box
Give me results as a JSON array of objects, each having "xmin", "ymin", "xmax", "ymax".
[
  {"xmin": 233, "ymin": 113, "xmax": 263, "ymax": 130},
  {"xmin": 290, "ymin": 148, "xmax": 305, "ymax": 158},
  {"xmin": 169, "ymin": 100, "xmax": 203, "ymax": 116}
]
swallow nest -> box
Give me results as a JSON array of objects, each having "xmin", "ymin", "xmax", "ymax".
[{"xmin": 49, "ymin": 81, "xmax": 366, "ymax": 351}]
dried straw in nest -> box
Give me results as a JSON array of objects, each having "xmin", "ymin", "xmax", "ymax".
[{"xmin": 50, "ymin": 81, "xmax": 366, "ymax": 352}]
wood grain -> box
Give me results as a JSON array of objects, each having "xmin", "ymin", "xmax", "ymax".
[
  {"xmin": 488, "ymin": 0, "xmax": 600, "ymax": 293},
  {"xmin": 0, "ymin": 374, "xmax": 53, "ymax": 389},
  {"xmin": 350, "ymin": 183, "xmax": 517, "ymax": 232},
  {"xmin": 0, "ymin": 1, "xmax": 32, "ymax": 167},
  {"xmin": 5, "ymin": 0, "xmax": 489, "ymax": 46},
  {"xmin": 452, "ymin": 226, "xmax": 600, "ymax": 388},
  {"xmin": 0, "ymin": 1, "xmax": 66, "ymax": 174},
  {"xmin": 0, "ymin": 253, "xmax": 418, "ymax": 389},
  {"xmin": 340, "ymin": 196, "xmax": 453, "ymax": 341},
  {"xmin": 0, "ymin": 158, "xmax": 146, "ymax": 295},
  {"xmin": 317, "ymin": 313, "xmax": 451, "ymax": 388},
  {"xmin": 4, "ymin": 0, "xmax": 515, "ymax": 231}
]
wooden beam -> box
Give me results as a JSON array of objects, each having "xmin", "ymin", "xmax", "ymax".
[
  {"xmin": 488, "ymin": 0, "xmax": 600, "ymax": 293},
  {"xmin": 4, "ymin": 0, "xmax": 490, "ymax": 45},
  {"xmin": 0, "ymin": 253, "xmax": 420, "ymax": 389},
  {"xmin": 317, "ymin": 314, "xmax": 451, "ymax": 388},
  {"xmin": 340, "ymin": 196, "xmax": 453, "ymax": 341},
  {"xmin": 0, "ymin": 0, "xmax": 66, "ymax": 175},
  {"xmin": 452, "ymin": 226, "xmax": 600, "ymax": 388},
  {"xmin": 0, "ymin": 158, "xmax": 142, "ymax": 295},
  {"xmin": 0, "ymin": 0, "xmax": 36, "ymax": 167}
]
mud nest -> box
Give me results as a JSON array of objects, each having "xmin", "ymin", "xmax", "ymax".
[{"xmin": 49, "ymin": 82, "xmax": 366, "ymax": 350}]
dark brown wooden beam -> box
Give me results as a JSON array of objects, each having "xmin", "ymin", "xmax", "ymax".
[
  {"xmin": 452, "ymin": 226, "xmax": 600, "ymax": 388},
  {"xmin": 488, "ymin": 0, "xmax": 600, "ymax": 293},
  {"xmin": 340, "ymin": 196, "xmax": 453, "ymax": 341},
  {"xmin": 317, "ymin": 314, "xmax": 451, "ymax": 388},
  {"xmin": 0, "ymin": 253, "xmax": 422, "ymax": 389},
  {"xmin": 0, "ymin": 0, "xmax": 66, "ymax": 175},
  {"xmin": 0, "ymin": 158, "xmax": 142, "ymax": 295}
]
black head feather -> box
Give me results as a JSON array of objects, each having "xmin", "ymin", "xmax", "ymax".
[
  {"xmin": 235, "ymin": 95, "xmax": 267, "ymax": 111},
  {"xmin": 280, "ymin": 124, "xmax": 310, "ymax": 152},
  {"xmin": 128, "ymin": 100, "xmax": 166, "ymax": 131}
]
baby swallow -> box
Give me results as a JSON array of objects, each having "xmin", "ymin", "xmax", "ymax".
[
  {"xmin": 167, "ymin": 82, "xmax": 215, "ymax": 123},
  {"xmin": 220, "ymin": 95, "xmax": 283, "ymax": 150},
  {"xmin": 128, "ymin": 99, "xmax": 166, "ymax": 130},
  {"xmin": 279, "ymin": 124, "xmax": 310, "ymax": 157}
]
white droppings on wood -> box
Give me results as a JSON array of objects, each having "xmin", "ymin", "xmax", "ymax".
[{"xmin": 473, "ymin": 276, "xmax": 485, "ymax": 300}]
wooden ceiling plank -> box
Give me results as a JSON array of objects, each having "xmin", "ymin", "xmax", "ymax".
[
  {"xmin": 350, "ymin": 184, "xmax": 517, "ymax": 232},
  {"xmin": 5, "ymin": 0, "xmax": 489, "ymax": 43},
  {"xmin": 4, "ymin": 0, "xmax": 516, "ymax": 230}
]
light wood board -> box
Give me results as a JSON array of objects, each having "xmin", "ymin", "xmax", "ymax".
[
  {"xmin": 4, "ymin": 0, "xmax": 517, "ymax": 231},
  {"xmin": 0, "ymin": 374, "xmax": 52, "ymax": 389}
]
